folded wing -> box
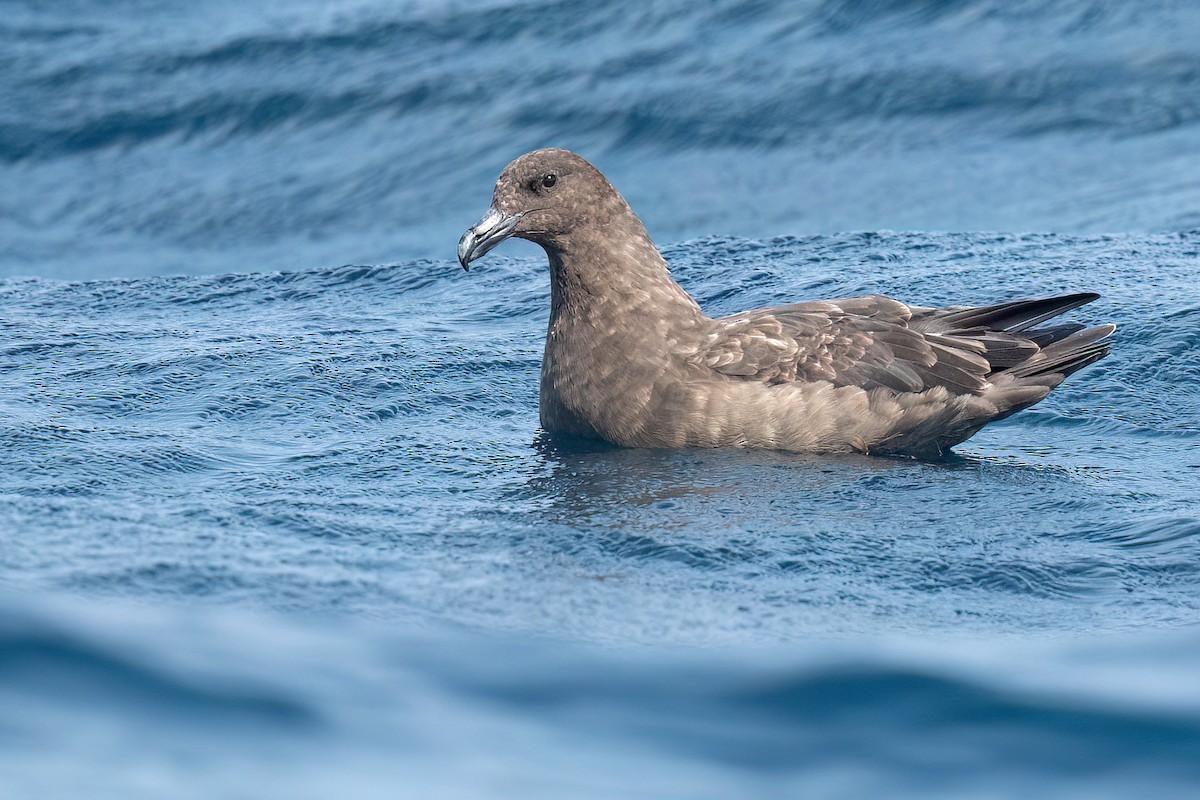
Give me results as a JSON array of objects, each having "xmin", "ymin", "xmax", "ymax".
[{"xmin": 694, "ymin": 292, "xmax": 1113, "ymax": 397}]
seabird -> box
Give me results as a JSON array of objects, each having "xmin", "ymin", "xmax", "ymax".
[{"xmin": 457, "ymin": 148, "xmax": 1114, "ymax": 457}]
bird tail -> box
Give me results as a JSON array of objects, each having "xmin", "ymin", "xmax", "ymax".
[
  {"xmin": 1005, "ymin": 323, "xmax": 1116, "ymax": 380},
  {"xmin": 978, "ymin": 321, "xmax": 1115, "ymax": 427}
]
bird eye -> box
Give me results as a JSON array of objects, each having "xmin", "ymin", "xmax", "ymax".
[{"xmin": 541, "ymin": 173, "xmax": 558, "ymax": 189}]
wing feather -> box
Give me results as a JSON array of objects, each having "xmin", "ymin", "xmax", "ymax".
[{"xmin": 693, "ymin": 292, "xmax": 1109, "ymax": 396}]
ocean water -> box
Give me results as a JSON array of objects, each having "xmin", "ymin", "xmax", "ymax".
[{"xmin": 3, "ymin": 1, "xmax": 1200, "ymax": 798}]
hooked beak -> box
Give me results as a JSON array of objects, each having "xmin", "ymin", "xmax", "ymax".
[{"xmin": 457, "ymin": 205, "xmax": 524, "ymax": 271}]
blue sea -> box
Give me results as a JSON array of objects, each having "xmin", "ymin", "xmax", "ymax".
[{"xmin": 3, "ymin": 1, "xmax": 1200, "ymax": 797}]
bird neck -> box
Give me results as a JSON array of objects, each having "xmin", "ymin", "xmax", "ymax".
[{"xmin": 544, "ymin": 218, "xmax": 704, "ymax": 325}]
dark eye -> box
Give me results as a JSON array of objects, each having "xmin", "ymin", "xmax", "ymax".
[{"xmin": 541, "ymin": 173, "xmax": 558, "ymax": 189}]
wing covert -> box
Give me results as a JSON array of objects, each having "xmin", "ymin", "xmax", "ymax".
[{"xmin": 694, "ymin": 295, "xmax": 992, "ymax": 395}]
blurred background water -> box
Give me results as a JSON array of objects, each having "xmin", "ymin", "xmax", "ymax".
[{"xmin": 2, "ymin": 1, "xmax": 1200, "ymax": 798}]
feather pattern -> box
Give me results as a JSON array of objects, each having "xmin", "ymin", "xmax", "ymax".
[{"xmin": 692, "ymin": 294, "xmax": 1059, "ymax": 394}]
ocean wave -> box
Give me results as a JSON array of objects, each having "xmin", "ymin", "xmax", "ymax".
[
  {"xmin": 0, "ymin": 608, "xmax": 317, "ymax": 729},
  {"xmin": 4, "ymin": 596, "xmax": 1200, "ymax": 798},
  {"xmin": 4, "ymin": 2, "xmax": 1200, "ymax": 165},
  {"xmin": 5, "ymin": 1, "xmax": 1200, "ymax": 275}
]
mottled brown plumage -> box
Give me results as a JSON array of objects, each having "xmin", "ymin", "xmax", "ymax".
[{"xmin": 457, "ymin": 148, "xmax": 1114, "ymax": 457}]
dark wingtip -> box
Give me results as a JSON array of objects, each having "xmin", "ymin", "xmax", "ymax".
[
  {"xmin": 1005, "ymin": 292, "xmax": 1101, "ymax": 332},
  {"xmin": 938, "ymin": 292, "xmax": 1106, "ymax": 334}
]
